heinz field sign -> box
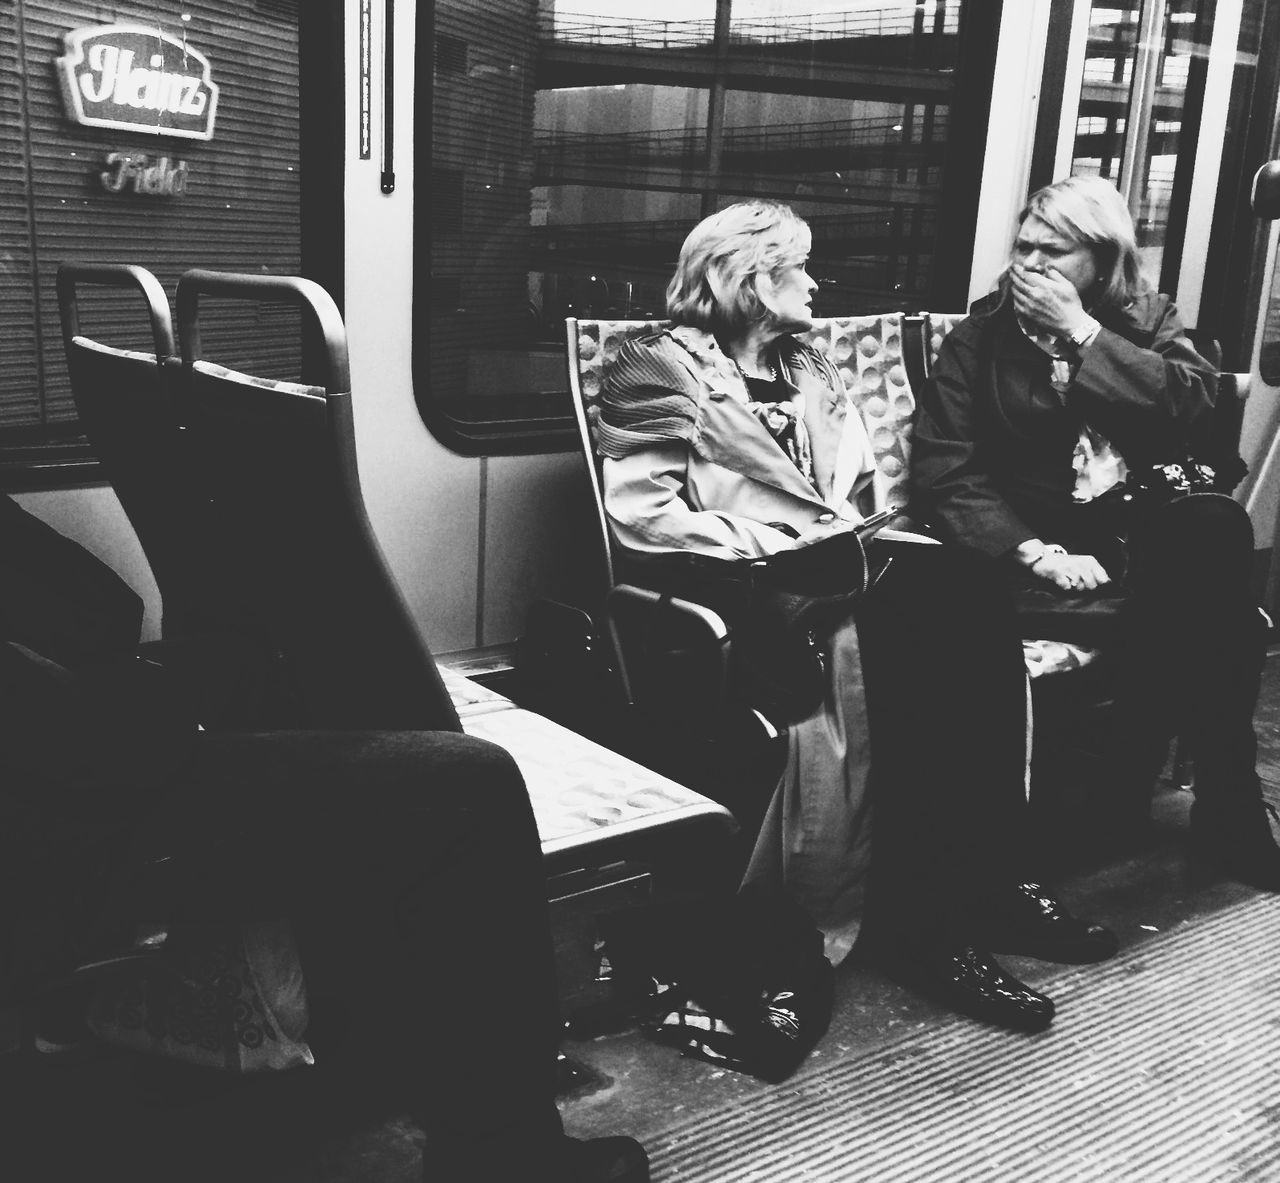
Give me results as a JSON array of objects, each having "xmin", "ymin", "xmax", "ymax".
[{"xmin": 57, "ymin": 24, "xmax": 219, "ymax": 141}]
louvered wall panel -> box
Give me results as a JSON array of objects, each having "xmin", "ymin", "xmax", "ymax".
[
  {"xmin": 0, "ymin": 4, "xmax": 42, "ymax": 429},
  {"xmin": 6, "ymin": 0, "xmax": 303, "ymax": 430}
]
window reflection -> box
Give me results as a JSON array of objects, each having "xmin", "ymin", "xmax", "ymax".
[
  {"xmin": 429, "ymin": 0, "xmax": 967, "ymax": 409},
  {"xmin": 1069, "ymin": 0, "xmax": 1211, "ymax": 284}
]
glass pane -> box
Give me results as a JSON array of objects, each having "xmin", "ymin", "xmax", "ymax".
[
  {"xmin": 1129, "ymin": 0, "xmax": 1211, "ymax": 281},
  {"xmin": 1068, "ymin": 0, "xmax": 1213, "ymax": 283},
  {"xmin": 541, "ymin": 0, "xmax": 717, "ymax": 48},
  {"xmin": 427, "ymin": 0, "xmax": 968, "ymax": 414},
  {"xmin": 1070, "ymin": 1, "xmax": 1142, "ymax": 186},
  {"xmin": 533, "ymin": 84, "xmax": 710, "ymax": 326},
  {"xmin": 729, "ymin": 0, "xmax": 959, "ymax": 43}
]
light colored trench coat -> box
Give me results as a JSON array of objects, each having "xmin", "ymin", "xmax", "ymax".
[{"xmin": 601, "ymin": 324, "xmax": 880, "ymax": 964}]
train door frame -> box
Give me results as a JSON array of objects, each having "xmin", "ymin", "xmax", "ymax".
[{"xmin": 1026, "ymin": 0, "xmax": 1248, "ymax": 335}]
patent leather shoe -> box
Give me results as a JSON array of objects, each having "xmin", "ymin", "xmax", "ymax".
[
  {"xmin": 1190, "ymin": 797, "xmax": 1280, "ymax": 892},
  {"xmin": 987, "ymin": 882, "xmax": 1119, "ymax": 964},
  {"xmin": 881, "ymin": 945, "xmax": 1054, "ymax": 1033}
]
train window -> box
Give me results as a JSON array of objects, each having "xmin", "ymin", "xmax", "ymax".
[
  {"xmin": 1064, "ymin": 0, "xmax": 1214, "ymax": 288},
  {"xmin": 415, "ymin": 0, "xmax": 993, "ymax": 454},
  {"xmin": 0, "ymin": 0, "xmax": 328, "ymax": 487}
]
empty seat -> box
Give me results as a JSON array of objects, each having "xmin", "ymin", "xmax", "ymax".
[
  {"xmin": 56, "ymin": 263, "xmax": 199, "ymax": 637},
  {"xmin": 174, "ymin": 269, "xmax": 459, "ymax": 732}
]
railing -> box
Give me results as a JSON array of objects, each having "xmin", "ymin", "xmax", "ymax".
[
  {"xmin": 537, "ymin": 3, "xmax": 959, "ymax": 50},
  {"xmin": 530, "ymin": 209, "xmax": 942, "ymax": 256},
  {"xmin": 533, "ymin": 115, "xmax": 950, "ymax": 167}
]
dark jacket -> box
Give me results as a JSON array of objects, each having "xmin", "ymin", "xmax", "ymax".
[{"xmin": 910, "ymin": 288, "xmax": 1218, "ymax": 557}]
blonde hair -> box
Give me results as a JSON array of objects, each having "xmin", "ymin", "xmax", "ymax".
[
  {"xmin": 666, "ymin": 201, "xmax": 811, "ymax": 334},
  {"xmin": 1015, "ymin": 175, "xmax": 1143, "ymax": 309}
]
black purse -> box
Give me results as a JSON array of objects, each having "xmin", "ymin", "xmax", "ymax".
[
  {"xmin": 727, "ymin": 529, "xmax": 872, "ymax": 726},
  {"xmin": 624, "ymin": 528, "xmax": 879, "ymax": 728}
]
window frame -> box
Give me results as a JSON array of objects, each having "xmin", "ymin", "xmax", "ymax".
[{"xmin": 413, "ymin": 0, "xmax": 1003, "ymax": 457}]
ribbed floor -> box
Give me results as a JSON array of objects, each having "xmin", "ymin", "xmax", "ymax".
[{"xmin": 649, "ymin": 894, "xmax": 1280, "ymax": 1182}]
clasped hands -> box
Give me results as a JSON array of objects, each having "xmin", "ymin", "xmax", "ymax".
[{"xmin": 1030, "ymin": 548, "xmax": 1110, "ymax": 593}]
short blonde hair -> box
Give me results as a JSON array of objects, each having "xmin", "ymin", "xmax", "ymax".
[
  {"xmin": 1015, "ymin": 175, "xmax": 1143, "ymax": 309},
  {"xmin": 666, "ymin": 201, "xmax": 811, "ymax": 335}
]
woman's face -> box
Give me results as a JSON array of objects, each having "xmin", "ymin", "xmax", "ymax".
[
  {"xmin": 759, "ymin": 258, "xmax": 818, "ymax": 333},
  {"xmin": 1011, "ymin": 214, "xmax": 1100, "ymax": 297}
]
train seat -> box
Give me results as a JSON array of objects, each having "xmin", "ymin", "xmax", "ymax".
[
  {"xmin": 439, "ymin": 665, "xmax": 737, "ymax": 873},
  {"xmin": 172, "ymin": 269, "xmax": 461, "ymax": 732},
  {"xmin": 565, "ymin": 316, "xmax": 736, "ymax": 716},
  {"xmin": 55, "ymin": 264, "xmax": 198, "ymax": 639},
  {"xmin": 61, "ymin": 265, "xmax": 733, "ymax": 871},
  {"xmin": 566, "ymin": 313, "xmax": 1098, "ymax": 685}
]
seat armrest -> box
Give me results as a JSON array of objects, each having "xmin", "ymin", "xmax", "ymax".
[
  {"xmin": 603, "ymin": 583, "xmax": 730, "ymax": 709},
  {"xmin": 606, "ymin": 584, "xmax": 729, "ymax": 639}
]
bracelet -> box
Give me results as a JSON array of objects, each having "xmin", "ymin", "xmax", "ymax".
[{"xmin": 1029, "ymin": 543, "xmax": 1068, "ymax": 569}]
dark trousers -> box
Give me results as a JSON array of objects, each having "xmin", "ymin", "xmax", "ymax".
[
  {"xmin": 1112, "ymin": 494, "xmax": 1267, "ymax": 806},
  {"xmin": 122, "ymin": 729, "xmax": 565, "ymax": 1181},
  {"xmin": 855, "ymin": 543, "xmax": 1031, "ymax": 951},
  {"xmin": 1022, "ymin": 493, "xmax": 1267, "ymax": 809}
]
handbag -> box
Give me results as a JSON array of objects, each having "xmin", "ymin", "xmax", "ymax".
[
  {"xmin": 625, "ymin": 528, "xmax": 876, "ymax": 728},
  {"xmin": 1072, "ymin": 456, "xmax": 1221, "ymax": 582},
  {"xmin": 86, "ymin": 918, "xmax": 314, "ymax": 1073},
  {"xmin": 726, "ymin": 529, "xmax": 872, "ymax": 726}
]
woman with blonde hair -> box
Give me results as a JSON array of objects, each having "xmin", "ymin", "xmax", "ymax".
[
  {"xmin": 912, "ymin": 174, "xmax": 1280, "ymax": 887},
  {"xmin": 596, "ymin": 199, "xmax": 1117, "ymax": 1035}
]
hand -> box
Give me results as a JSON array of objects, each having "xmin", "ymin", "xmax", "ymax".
[
  {"xmin": 1010, "ymin": 264, "xmax": 1086, "ymax": 338},
  {"xmin": 1031, "ymin": 549, "xmax": 1111, "ymax": 592},
  {"xmin": 794, "ymin": 517, "xmax": 850, "ymax": 546}
]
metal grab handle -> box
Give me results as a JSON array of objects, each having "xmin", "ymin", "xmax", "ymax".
[
  {"xmin": 56, "ymin": 262, "xmax": 176, "ymax": 360},
  {"xmin": 175, "ymin": 269, "xmax": 351, "ymax": 395}
]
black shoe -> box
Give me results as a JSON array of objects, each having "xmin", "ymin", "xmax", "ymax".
[
  {"xmin": 880, "ymin": 945, "xmax": 1055, "ymax": 1033},
  {"xmin": 986, "ymin": 882, "xmax": 1119, "ymax": 964},
  {"xmin": 1190, "ymin": 797, "xmax": 1280, "ymax": 891},
  {"xmin": 556, "ymin": 1136, "xmax": 650, "ymax": 1183}
]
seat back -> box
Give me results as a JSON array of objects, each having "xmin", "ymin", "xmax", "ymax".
[
  {"xmin": 566, "ymin": 317, "xmax": 669, "ymax": 593},
  {"xmin": 796, "ymin": 313, "xmax": 917, "ymax": 511},
  {"xmin": 56, "ymin": 263, "xmax": 201, "ymax": 635},
  {"xmin": 175, "ymin": 269, "xmax": 459, "ymax": 731}
]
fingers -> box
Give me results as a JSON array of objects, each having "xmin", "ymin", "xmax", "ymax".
[{"xmin": 1037, "ymin": 552, "xmax": 1111, "ymax": 592}]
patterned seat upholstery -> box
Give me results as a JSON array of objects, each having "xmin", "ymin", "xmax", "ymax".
[{"xmin": 797, "ymin": 313, "xmax": 914, "ymax": 511}]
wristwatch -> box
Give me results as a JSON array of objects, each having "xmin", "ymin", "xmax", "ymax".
[{"xmin": 1068, "ymin": 316, "xmax": 1101, "ymax": 348}]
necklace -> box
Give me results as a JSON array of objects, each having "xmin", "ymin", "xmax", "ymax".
[{"xmin": 735, "ymin": 359, "xmax": 778, "ymax": 382}]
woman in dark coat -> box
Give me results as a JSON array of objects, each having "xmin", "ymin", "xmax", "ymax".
[{"xmin": 912, "ymin": 174, "xmax": 1280, "ymax": 889}]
